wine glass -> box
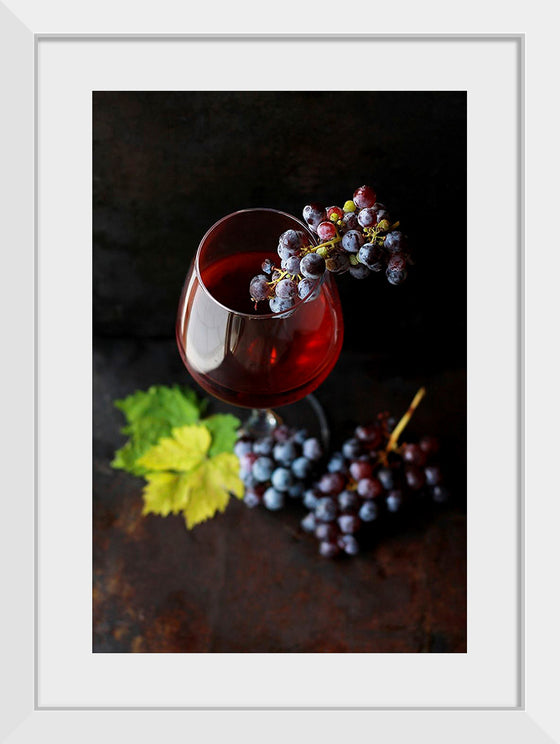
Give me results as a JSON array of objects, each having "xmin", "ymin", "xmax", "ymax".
[{"xmin": 176, "ymin": 208, "xmax": 344, "ymax": 442}]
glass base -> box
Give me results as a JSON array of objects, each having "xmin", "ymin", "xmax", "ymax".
[{"xmin": 239, "ymin": 394, "xmax": 330, "ymax": 450}]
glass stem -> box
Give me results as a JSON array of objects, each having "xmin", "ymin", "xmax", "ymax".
[
  {"xmin": 241, "ymin": 408, "xmax": 283, "ymax": 439},
  {"xmin": 239, "ymin": 395, "xmax": 330, "ymax": 450}
]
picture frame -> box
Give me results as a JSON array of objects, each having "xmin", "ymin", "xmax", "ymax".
[{"xmin": 1, "ymin": 1, "xmax": 553, "ymax": 739}]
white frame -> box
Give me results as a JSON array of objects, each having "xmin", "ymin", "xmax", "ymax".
[{"xmin": 2, "ymin": 1, "xmax": 555, "ymax": 739}]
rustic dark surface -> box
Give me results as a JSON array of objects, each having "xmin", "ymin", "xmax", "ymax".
[{"xmin": 93, "ymin": 339, "xmax": 466, "ymax": 653}]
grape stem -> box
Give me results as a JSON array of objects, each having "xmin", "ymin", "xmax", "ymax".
[
  {"xmin": 385, "ymin": 387, "xmax": 426, "ymax": 453},
  {"xmin": 259, "ymin": 233, "xmax": 344, "ymax": 301},
  {"xmin": 363, "ymin": 220, "xmax": 400, "ymax": 245},
  {"xmin": 302, "ymin": 235, "xmax": 342, "ymax": 256}
]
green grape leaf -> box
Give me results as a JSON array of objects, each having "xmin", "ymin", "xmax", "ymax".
[
  {"xmin": 111, "ymin": 385, "xmax": 202, "ymax": 475},
  {"xmin": 202, "ymin": 413, "xmax": 241, "ymax": 457},
  {"xmin": 138, "ymin": 425, "xmax": 243, "ymax": 529},
  {"xmin": 115, "ymin": 384, "xmax": 202, "ymax": 430}
]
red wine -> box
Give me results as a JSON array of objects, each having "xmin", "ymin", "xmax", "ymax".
[
  {"xmin": 177, "ymin": 250, "xmax": 344, "ymax": 408},
  {"xmin": 203, "ymin": 250, "xmax": 274, "ymax": 315}
]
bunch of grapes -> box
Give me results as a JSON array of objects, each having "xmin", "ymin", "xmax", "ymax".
[
  {"xmin": 234, "ymin": 389, "xmax": 450, "ymax": 559},
  {"xmin": 249, "ymin": 184, "xmax": 411, "ymax": 313},
  {"xmin": 300, "ymin": 416, "xmax": 449, "ymax": 559},
  {"xmin": 234, "ymin": 425, "xmax": 324, "ymax": 511}
]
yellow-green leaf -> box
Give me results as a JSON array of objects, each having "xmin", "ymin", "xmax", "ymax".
[
  {"xmin": 181, "ymin": 453, "xmax": 244, "ymax": 529},
  {"xmin": 112, "ymin": 385, "xmax": 204, "ymax": 475},
  {"xmin": 137, "ymin": 425, "xmax": 211, "ymax": 473},
  {"xmin": 141, "ymin": 472, "xmax": 191, "ymax": 516},
  {"xmin": 202, "ymin": 413, "xmax": 241, "ymax": 457}
]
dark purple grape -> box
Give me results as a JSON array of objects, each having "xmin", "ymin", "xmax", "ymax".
[
  {"xmin": 386, "ymin": 252, "xmax": 408, "ymax": 285},
  {"xmin": 298, "ymin": 277, "xmax": 319, "ymax": 301},
  {"xmin": 271, "ymin": 467, "xmax": 293, "ymax": 492},
  {"xmin": 278, "ymin": 229, "xmax": 305, "ymax": 253},
  {"xmin": 374, "ymin": 208, "xmax": 391, "ymax": 227},
  {"xmin": 358, "ymin": 243, "xmax": 385, "ymax": 272},
  {"xmin": 261, "ymin": 258, "xmax": 275, "ymax": 275},
  {"xmin": 319, "ymin": 541, "xmax": 340, "ymax": 558},
  {"xmin": 342, "ymin": 211, "xmax": 360, "ymax": 231},
  {"xmin": 419, "ymin": 436, "xmax": 439, "ymax": 456},
  {"xmin": 338, "ymin": 490, "xmax": 360, "ymax": 513},
  {"xmin": 357, "ymin": 207, "xmax": 378, "ymax": 228},
  {"xmin": 402, "ymin": 444, "xmax": 427, "ymax": 467},
  {"xmin": 301, "ymin": 512, "xmax": 317, "ymax": 533},
  {"xmin": 253, "ymin": 437, "xmax": 274, "ymax": 456},
  {"xmin": 291, "ymin": 456, "xmax": 312, "ymax": 479},
  {"xmin": 288, "ymin": 481, "xmax": 304, "ymax": 499},
  {"xmin": 252, "ymin": 456, "xmax": 274, "ymax": 483},
  {"xmin": 327, "ymin": 452, "xmax": 347, "ymax": 474},
  {"xmin": 315, "ymin": 497, "xmax": 338, "ymax": 522},
  {"xmin": 424, "ymin": 465, "xmax": 442, "ymax": 486},
  {"xmin": 349, "ymin": 263, "xmax": 370, "ymax": 279},
  {"xmin": 342, "ymin": 438, "xmax": 362, "ymax": 460},
  {"xmin": 317, "ymin": 471, "xmax": 347, "ymax": 496},
  {"xmin": 359, "ymin": 500, "xmax": 378, "ymax": 522},
  {"xmin": 277, "ymin": 243, "xmax": 293, "ymax": 262},
  {"xmin": 357, "ymin": 477, "xmax": 384, "ymax": 500},
  {"xmin": 283, "ymin": 255, "xmax": 302, "ymax": 275},
  {"xmin": 303, "ymin": 488, "xmax": 320, "ymax": 510},
  {"xmin": 315, "ymin": 522, "xmax": 338, "ymax": 541},
  {"xmin": 341, "ymin": 230, "xmax": 365, "ymax": 253},
  {"xmin": 249, "ymin": 274, "xmax": 271, "ymax": 302},
  {"xmin": 300, "ymin": 252, "xmax": 326, "ymax": 279},
  {"xmin": 384, "ymin": 230, "xmax": 408, "ymax": 253},
  {"xmin": 263, "ymin": 487, "xmax": 285, "ymax": 511},
  {"xmin": 338, "ymin": 514, "xmax": 360, "ymax": 534},
  {"xmin": 303, "ymin": 204, "xmax": 327, "ymax": 231},
  {"xmin": 338, "ymin": 534, "xmax": 359, "ymax": 555},
  {"xmin": 234, "ymin": 439, "xmax": 253, "ymax": 458},
  {"xmin": 275, "ymin": 278, "xmax": 298, "ymax": 300},
  {"xmin": 355, "ymin": 424, "xmax": 383, "ymax": 448},
  {"xmin": 239, "ymin": 451, "xmax": 258, "ymax": 475},
  {"xmin": 405, "ymin": 466, "xmax": 425, "ymax": 490},
  {"xmin": 377, "ymin": 467, "xmax": 394, "ymax": 490},
  {"xmin": 353, "ymin": 185, "xmax": 377, "ymax": 209},
  {"xmin": 386, "ymin": 490, "xmax": 403, "ymax": 512},
  {"xmin": 273, "ymin": 440, "xmax": 297, "ymax": 466},
  {"xmin": 244, "ymin": 490, "xmax": 262, "ymax": 508},
  {"xmin": 241, "ymin": 471, "xmax": 258, "ymax": 489},
  {"xmin": 273, "ymin": 425, "xmax": 291, "ymax": 442},
  {"xmin": 325, "ymin": 251, "xmax": 350, "ymax": 274},
  {"xmin": 302, "ymin": 437, "xmax": 323, "ymax": 461},
  {"xmin": 349, "ymin": 460, "xmax": 373, "ymax": 481},
  {"xmin": 432, "ymin": 485, "xmax": 449, "ymax": 503},
  {"xmin": 269, "ymin": 296, "xmax": 294, "ymax": 314}
]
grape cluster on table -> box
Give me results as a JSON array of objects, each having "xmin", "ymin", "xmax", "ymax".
[
  {"xmin": 234, "ymin": 416, "xmax": 449, "ymax": 559},
  {"xmin": 249, "ymin": 184, "xmax": 411, "ymax": 314},
  {"xmin": 234, "ymin": 425, "xmax": 324, "ymax": 512}
]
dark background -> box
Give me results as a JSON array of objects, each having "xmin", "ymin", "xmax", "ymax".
[{"xmin": 93, "ymin": 91, "xmax": 466, "ymax": 653}]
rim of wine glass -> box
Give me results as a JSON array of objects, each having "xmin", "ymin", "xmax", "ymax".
[{"xmin": 193, "ymin": 207, "xmax": 327, "ymax": 320}]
